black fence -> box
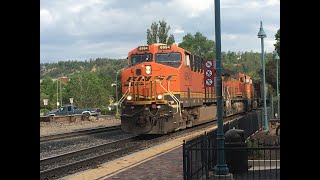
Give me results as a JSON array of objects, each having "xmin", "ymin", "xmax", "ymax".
[{"xmin": 183, "ymin": 109, "xmax": 280, "ymax": 180}]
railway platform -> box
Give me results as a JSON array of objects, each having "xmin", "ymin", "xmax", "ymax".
[
  {"xmin": 63, "ymin": 116, "xmax": 279, "ymax": 180},
  {"xmin": 63, "ymin": 142, "xmax": 184, "ymax": 180},
  {"xmin": 107, "ymin": 146, "xmax": 183, "ymax": 180},
  {"xmin": 65, "ymin": 127, "xmax": 279, "ymax": 180},
  {"xmin": 62, "ymin": 121, "xmax": 220, "ymax": 180}
]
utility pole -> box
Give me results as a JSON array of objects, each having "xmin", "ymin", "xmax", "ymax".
[
  {"xmin": 60, "ymin": 79, "xmax": 62, "ymax": 107},
  {"xmin": 116, "ymin": 71, "xmax": 119, "ymax": 118},
  {"xmin": 56, "ymin": 79, "xmax": 59, "ymax": 109}
]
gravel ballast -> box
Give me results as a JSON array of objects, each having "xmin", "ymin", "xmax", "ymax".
[{"xmin": 40, "ymin": 116, "xmax": 121, "ymax": 137}]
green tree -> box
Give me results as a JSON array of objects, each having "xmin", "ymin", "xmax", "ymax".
[
  {"xmin": 147, "ymin": 22, "xmax": 158, "ymax": 45},
  {"xmin": 158, "ymin": 20, "xmax": 170, "ymax": 43},
  {"xmin": 179, "ymin": 32, "xmax": 216, "ymax": 58},
  {"xmin": 147, "ymin": 29, "xmax": 153, "ymax": 45},
  {"xmin": 274, "ymin": 29, "xmax": 280, "ymax": 56},
  {"xmin": 40, "ymin": 58, "xmax": 129, "ymax": 111},
  {"xmin": 65, "ymin": 72, "xmax": 109, "ymax": 108},
  {"xmin": 167, "ymin": 34, "xmax": 175, "ymax": 45},
  {"xmin": 257, "ymin": 53, "xmax": 280, "ymax": 93},
  {"xmin": 146, "ymin": 20, "xmax": 175, "ymax": 45},
  {"xmin": 40, "ymin": 77, "xmax": 60, "ymax": 110}
]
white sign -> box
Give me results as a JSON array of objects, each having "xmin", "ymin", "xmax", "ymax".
[
  {"xmin": 57, "ymin": 102, "xmax": 60, "ymax": 106},
  {"xmin": 205, "ymin": 61, "xmax": 213, "ymax": 68},
  {"xmin": 70, "ymin": 98, "xmax": 74, "ymax": 104},
  {"xmin": 206, "ymin": 79, "xmax": 213, "ymax": 86},
  {"xmin": 205, "ymin": 69, "xmax": 212, "ymax": 77},
  {"xmin": 43, "ymin": 99, "xmax": 48, "ymax": 106}
]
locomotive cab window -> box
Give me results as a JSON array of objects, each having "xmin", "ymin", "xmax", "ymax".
[
  {"xmin": 155, "ymin": 52, "xmax": 181, "ymax": 68},
  {"xmin": 130, "ymin": 54, "xmax": 152, "ymax": 66}
]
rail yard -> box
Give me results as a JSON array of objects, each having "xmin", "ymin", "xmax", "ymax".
[
  {"xmin": 41, "ymin": 113, "xmax": 243, "ymax": 179},
  {"xmin": 40, "ymin": 111, "xmax": 279, "ymax": 180},
  {"xmin": 40, "ymin": 1, "xmax": 280, "ymax": 179}
]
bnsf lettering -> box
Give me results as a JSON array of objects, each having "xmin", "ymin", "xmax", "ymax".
[{"xmin": 126, "ymin": 75, "xmax": 176, "ymax": 82}]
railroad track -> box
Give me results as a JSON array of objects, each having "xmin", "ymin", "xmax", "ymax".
[
  {"xmin": 40, "ymin": 136, "xmax": 138, "ymax": 179},
  {"xmin": 40, "ymin": 125, "xmax": 121, "ymax": 142},
  {"xmin": 40, "ymin": 113, "xmax": 245, "ymax": 179}
]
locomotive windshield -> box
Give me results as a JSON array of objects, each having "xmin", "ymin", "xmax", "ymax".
[
  {"xmin": 155, "ymin": 52, "xmax": 181, "ymax": 68},
  {"xmin": 130, "ymin": 54, "xmax": 152, "ymax": 66}
]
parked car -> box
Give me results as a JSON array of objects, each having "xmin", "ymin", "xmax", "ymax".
[{"xmin": 46, "ymin": 105, "xmax": 101, "ymax": 116}]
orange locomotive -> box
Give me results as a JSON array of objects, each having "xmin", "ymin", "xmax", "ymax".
[{"xmin": 119, "ymin": 43, "xmax": 258, "ymax": 134}]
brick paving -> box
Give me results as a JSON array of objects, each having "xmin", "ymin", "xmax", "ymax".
[
  {"xmin": 108, "ymin": 147, "xmax": 184, "ymax": 180},
  {"xmin": 105, "ymin": 123, "xmax": 280, "ymax": 180}
]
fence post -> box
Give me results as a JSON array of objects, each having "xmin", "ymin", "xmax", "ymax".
[
  {"xmin": 183, "ymin": 140, "xmax": 187, "ymax": 180},
  {"xmin": 271, "ymin": 95, "xmax": 274, "ymax": 119}
]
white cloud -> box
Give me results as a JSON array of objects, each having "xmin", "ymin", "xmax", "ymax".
[
  {"xmin": 40, "ymin": 0, "xmax": 279, "ymax": 63},
  {"xmin": 168, "ymin": 0, "xmax": 213, "ymax": 18},
  {"xmin": 222, "ymin": 33, "xmax": 238, "ymax": 40},
  {"xmin": 40, "ymin": 9, "xmax": 54, "ymax": 25},
  {"xmin": 172, "ymin": 28, "xmax": 184, "ymax": 34},
  {"xmin": 69, "ymin": 0, "xmax": 104, "ymax": 13},
  {"xmin": 267, "ymin": 0, "xmax": 280, "ymax": 6}
]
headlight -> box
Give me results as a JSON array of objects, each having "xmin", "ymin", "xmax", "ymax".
[
  {"xmin": 127, "ymin": 95, "xmax": 132, "ymax": 101},
  {"xmin": 157, "ymin": 94, "xmax": 163, "ymax": 100},
  {"xmin": 146, "ymin": 65, "xmax": 151, "ymax": 74}
]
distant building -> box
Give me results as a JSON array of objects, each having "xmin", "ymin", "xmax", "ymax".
[{"xmin": 58, "ymin": 76, "xmax": 69, "ymax": 84}]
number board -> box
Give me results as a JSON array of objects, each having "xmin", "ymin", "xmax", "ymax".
[
  {"xmin": 138, "ymin": 46, "xmax": 149, "ymax": 51},
  {"xmin": 158, "ymin": 45, "xmax": 171, "ymax": 50},
  {"xmin": 204, "ymin": 59, "xmax": 214, "ymax": 87}
]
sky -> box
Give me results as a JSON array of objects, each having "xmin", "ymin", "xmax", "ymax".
[{"xmin": 40, "ymin": 0, "xmax": 280, "ymax": 63}]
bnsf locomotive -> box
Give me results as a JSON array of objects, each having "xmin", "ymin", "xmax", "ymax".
[{"xmin": 119, "ymin": 43, "xmax": 260, "ymax": 134}]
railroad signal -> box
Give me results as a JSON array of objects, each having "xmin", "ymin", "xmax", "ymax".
[{"xmin": 204, "ymin": 59, "xmax": 214, "ymax": 87}]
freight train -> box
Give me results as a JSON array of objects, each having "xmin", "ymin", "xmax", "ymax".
[{"xmin": 119, "ymin": 43, "xmax": 264, "ymax": 135}]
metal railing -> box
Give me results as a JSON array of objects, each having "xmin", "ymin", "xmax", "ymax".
[{"xmin": 183, "ymin": 109, "xmax": 280, "ymax": 180}]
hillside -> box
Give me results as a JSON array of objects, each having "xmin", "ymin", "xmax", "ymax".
[{"xmin": 40, "ymin": 58, "xmax": 127, "ymax": 79}]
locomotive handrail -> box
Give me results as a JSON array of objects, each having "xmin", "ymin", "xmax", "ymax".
[
  {"xmin": 157, "ymin": 80, "xmax": 182, "ymax": 117},
  {"xmin": 118, "ymin": 82, "xmax": 131, "ymax": 107}
]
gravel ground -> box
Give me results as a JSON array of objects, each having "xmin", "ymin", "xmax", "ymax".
[
  {"xmin": 40, "ymin": 116, "xmax": 121, "ymax": 137},
  {"xmin": 247, "ymin": 122, "xmax": 280, "ymax": 160},
  {"xmin": 249, "ymin": 122, "xmax": 280, "ymax": 145},
  {"xmin": 40, "ymin": 138, "xmax": 140, "ymax": 172}
]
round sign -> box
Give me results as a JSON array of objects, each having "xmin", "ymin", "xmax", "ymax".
[
  {"xmin": 206, "ymin": 79, "xmax": 213, "ymax": 86},
  {"xmin": 205, "ymin": 61, "xmax": 213, "ymax": 68},
  {"xmin": 205, "ymin": 69, "xmax": 212, "ymax": 77}
]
